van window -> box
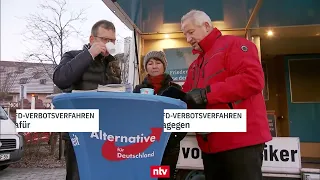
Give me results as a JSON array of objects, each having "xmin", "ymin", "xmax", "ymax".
[{"xmin": 0, "ymin": 107, "xmax": 8, "ymax": 120}]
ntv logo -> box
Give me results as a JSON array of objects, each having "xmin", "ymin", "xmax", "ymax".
[{"xmin": 150, "ymin": 166, "xmax": 170, "ymax": 178}]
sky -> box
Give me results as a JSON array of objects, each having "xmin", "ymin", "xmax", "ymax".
[{"xmin": 1, "ymin": 0, "xmax": 133, "ymax": 63}]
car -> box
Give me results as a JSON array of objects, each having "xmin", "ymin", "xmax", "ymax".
[{"xmin": 0, "ymin": 106, "xmax": 24, "ymax": 171}]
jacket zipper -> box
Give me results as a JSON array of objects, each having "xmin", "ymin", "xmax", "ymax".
[
  {"xmin": 192, "ymin": 66, "xmax": 199, "ymax": 88},
  {"xmin": 194, "ymin": 57, "xmax": 212, "ymax": 152},
  {"xmin": 102, "ymin": 59, "xmax": 106, "ymax": 85},
  {"xmin": 193, "ymin": 57, "xmax": 204, "ymax": 88},
  {"xmin": 192, "ymin": 66, "xmax": 195, "ymax": 80},
  {"xmin": 203, "ymin": 135, "xmax": 211, "ymax": 152}
]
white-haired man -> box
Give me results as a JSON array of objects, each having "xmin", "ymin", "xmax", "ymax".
[{"xmin": 180, "ymin": 10, "xmax": 272, "ymax": 180}]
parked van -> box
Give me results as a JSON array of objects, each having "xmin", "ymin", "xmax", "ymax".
[{"xmin": 0, "ymin": 106, "xmax": 24, "ymax": 170}]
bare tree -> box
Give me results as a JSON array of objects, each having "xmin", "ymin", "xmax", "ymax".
[
  {"xmin": 19, "ymin": 0, "xmax": 87, "ymax": 159},
  {"xmin": 113, "ymin": 37, "xmax": 132, "ymax": 84},
  {"xmin": 21, "ymin": 0, "xmax": 87, "ymax": 79},
  {"xmin": 114, "ymin": 53, "xmax": 130, "ymax": 83}
]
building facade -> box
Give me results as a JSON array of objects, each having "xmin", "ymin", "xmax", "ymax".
[{"xmin": 0, "ymin": 61, "xmax": 54, "ymax": 105}]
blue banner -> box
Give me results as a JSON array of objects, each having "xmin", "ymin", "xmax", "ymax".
[
  {"xmin": 164, "ymin": 47, "xmax": 198, "ymax": 82},
  {"xmin": 168, "ymin": 68, "xmax": 189, "ymax": 82},
  {"xmin": 52, "ymin": 92, "xmax": 186, "ymax": 180}
]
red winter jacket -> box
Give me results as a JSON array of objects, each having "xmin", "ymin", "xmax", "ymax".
[{"xmin": 182, "ymin": 28, "xmax": 272, "ymax": 153}]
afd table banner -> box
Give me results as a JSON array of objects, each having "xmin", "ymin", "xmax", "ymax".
[{"xmin": 52, "ymin": 92, "xmax": 186, "ymax": 180}]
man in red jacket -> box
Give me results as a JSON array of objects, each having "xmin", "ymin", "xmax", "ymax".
[{"xmin": 180, "ymin": 10, "xmax": 272, "ymax": 180}]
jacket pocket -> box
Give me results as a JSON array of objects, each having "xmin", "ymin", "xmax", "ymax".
[
  {"xmin": 204, "ymin": 68, "xmax": 225, "ymax": 84},
  {"xmin": 203, "ymin": 50, "xmax": 225, "ymax": 66}
]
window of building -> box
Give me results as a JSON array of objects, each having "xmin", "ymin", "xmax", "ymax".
[
  {"xmin": 0, "ymin": 66, "xmax": 5, "ymax": 73},
  {"xmin": 40, "ymin": 79, "xmax": 47, "ymax": 85},
  {"xmin": 19, "ymin": 78, "xmax": 28, "ymax": 84},
  {"xmin": 289, "ymin": 58, "xmax": 320, "ymax": 102},
  {"xmin": 33, "ymin": 72, "xmax": 42, "ymax": 79},
  {"xmin": 16, "ymin": 66, "xmax": 25, "ymax": 74}
]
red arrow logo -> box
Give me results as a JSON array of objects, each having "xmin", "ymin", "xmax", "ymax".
[{"xmin": 101, "ymin": 128, "xmax": 162, "ymax": 161}]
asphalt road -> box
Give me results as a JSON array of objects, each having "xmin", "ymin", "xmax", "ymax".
[{"xmin": 0, "ymin": 167, "xmax": 65, "ymax": 180}]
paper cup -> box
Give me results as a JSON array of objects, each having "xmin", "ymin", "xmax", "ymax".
[
  {"xmin": 105, "ymin": 42, "xmax": 116, "ymax": 54},
  {"xmin": 140, "ymin": 88, "xmax": 154, "ymax": 95}
]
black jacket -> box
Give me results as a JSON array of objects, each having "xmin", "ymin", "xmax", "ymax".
[
  {"xmin": 54, "ymin": 44, "xmax": 121, "ymax": 140},
  {"xmin": 133, "ymin": 73, "xmax": 181, "ymax": 95},
  {"xmin": 133, "ymin": 74, "xmax": 187, "ymax": 145},
  {"xmin": 133, "ymin": 74, "xmax": 187, "ymax": 176},
  {"xmin": 53, "ymin": 44, "xmax": 121, "ymax": 92}
]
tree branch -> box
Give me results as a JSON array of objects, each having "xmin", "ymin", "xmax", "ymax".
[{"xmin": 20, "ymin": 0, "xmax": 87, "ymax": 78}]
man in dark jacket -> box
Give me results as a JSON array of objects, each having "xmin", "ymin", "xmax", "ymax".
[
  {"xmin": 53, "ymin": 20, "xmax": 121, "ymax": 180},
  {"xmin": 180, "ymin": 10, "xmax": 272, "ymax": 180}
]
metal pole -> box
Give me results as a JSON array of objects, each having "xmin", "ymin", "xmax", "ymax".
[
  {"xmin": 31, "ymin": 96, "xmax": 35, "ymax": 109},
  {"xmin": 244, "ymin": 0, "xmax": 263, "ymax": 38},
  {"xmin": 20, "ymin": 85, "xmax": 24, "ymax": 109},
  {"xmin": 133, "ymin": 29, "xmax": 140, "ymax": 87},
  {"xmin": 58, "ymin": 133, "xmax": 63, "ymax": 160},
  {"xmin": 246, "ymin": 29, "xmax": 252, "ymax": 40}
]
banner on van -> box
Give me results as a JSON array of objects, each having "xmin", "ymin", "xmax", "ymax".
[{"xmin": 176, "ymin": 136, "xmax": 301, "ymax": 174}]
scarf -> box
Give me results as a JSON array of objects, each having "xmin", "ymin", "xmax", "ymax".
[{"xmin": 147, "ymin": 74, "xmax": 165, "ymax": 94}]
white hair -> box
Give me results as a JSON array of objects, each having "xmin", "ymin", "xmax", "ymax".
[{"xmin": 181, "ymin": 10, "xmax": 213, "ymax": 27}]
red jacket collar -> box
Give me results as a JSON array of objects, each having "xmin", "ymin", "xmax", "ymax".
[{"xmin": 192, "ymin": 28, "xmax": 222, "ymax": 55}]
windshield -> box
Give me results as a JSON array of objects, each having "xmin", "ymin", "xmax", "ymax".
[{"xmin": 0, "ymin": 106, "xmax": 9, "ymax": 120}]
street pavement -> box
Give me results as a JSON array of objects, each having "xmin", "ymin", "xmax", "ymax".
[{"xmin": 0, "ymin": 167, "xmax": 65, "ymax": 180}]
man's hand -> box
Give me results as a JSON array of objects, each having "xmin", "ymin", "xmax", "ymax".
[
  {"xmin": 88, "ymin": 42, "xmax": 107, "ymax": 58},
  {"xmin": 185, "ymin": 88, "xmax": 208, "ymax": 109}
]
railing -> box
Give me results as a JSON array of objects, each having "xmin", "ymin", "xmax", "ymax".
[
  {"xmin": 9, "ymin": 102, "xmax": 20, "ymax": 108},
  {"xmin": 8, "ymin": 101, "xmax": 52, "ymax": 109},
  {"xmin": 5, "ymin": 100, "xmax": 64, "ymax": 168},
  {"xmin": 43, "ymin": 102, "xmax": 52, "ymax": 109},
  {"xmin": 14, "ymin": 132, "xmax": 64, "ymax": 168}
]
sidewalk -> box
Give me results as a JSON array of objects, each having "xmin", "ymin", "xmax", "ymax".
[{"xmin": 0, "ymin": 167, "xmax": 65, "ymax": 180}]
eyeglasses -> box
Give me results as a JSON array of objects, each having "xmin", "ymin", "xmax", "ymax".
[{"xmin": 94, "ymin": 36, "xmax": 116, "ymax": 43}]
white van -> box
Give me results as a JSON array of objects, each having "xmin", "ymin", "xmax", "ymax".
[{"xmin": 0, "ymin": 106, "xmax": 24, "ymax": 171}]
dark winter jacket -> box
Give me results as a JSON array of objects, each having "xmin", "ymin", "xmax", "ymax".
[
  {"xmin": 53, "ymin": 44, "xmax": 121, "ymax": 92},
  {"xmin": 133, "ymin": 74, "xmax": 187, "ymax": 177},
  {"xmin": 133, "ymin": 74, "xmax": 187, "ymax": 146},
  {"xmin": 133, "ymin": 74, "xmax": 180, "ymax": 95},
  {"xmin": 53, "ymin": 44, "xmax": 121, "ymax": 140}
]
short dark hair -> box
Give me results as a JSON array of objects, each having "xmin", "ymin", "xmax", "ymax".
[{"xmin": 91, "ymin": 20, "xmax": 115, "ymax": 36}]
